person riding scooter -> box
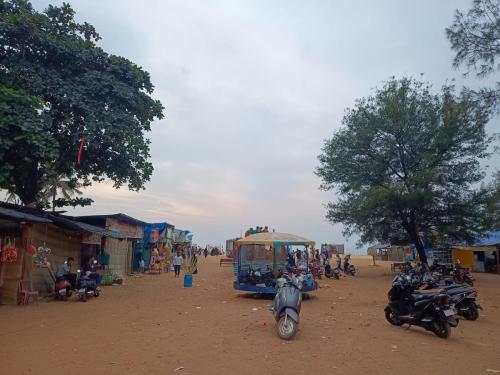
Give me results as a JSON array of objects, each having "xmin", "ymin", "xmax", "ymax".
[
  {"xmin": 82, "ymin": 256, "xmax": 102, "ymax": 287},
  {"xmin": 56, "ymin": 257, "xmax": 77, "ymax": 290}
]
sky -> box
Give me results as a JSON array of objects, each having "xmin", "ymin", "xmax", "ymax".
[{"xmin": 30, "ymin": 0, "xmax": 500, "ymax": 251}]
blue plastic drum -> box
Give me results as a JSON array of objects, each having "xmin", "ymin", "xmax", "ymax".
[{"xmin": 184, "ymin": 274, "xmax": 193, "ymax": 287}]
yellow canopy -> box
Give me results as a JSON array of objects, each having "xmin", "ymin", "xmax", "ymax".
[{"xmin": 236, "ymin": 232, "xmax": 315, "ymax": 247}]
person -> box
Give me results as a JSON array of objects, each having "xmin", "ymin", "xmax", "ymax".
[
  {"xmin": 82, "ymin": 256, "xmax": 102, "ymax": 286},
  {"xmin": 173, "ymin": 251, "xmax": 183, "ymax": 278},
  {"xmin": 321, "ymin": 250, "xmax": 328, "ymax": 265},
  {"xmin": 204, "ymin": 247, "xmax": 208, "ymax": 258},
  {"xmin": 56, "ymin": 257, "xmax": 77, "ymax": 290},
  {"xmin": 139, "ymin": 257, "xmax": 145, "ymax": 273},
  {"xmin": 344, "ymin": 254, "xmax": 351, "ymax": 273},
  {"xmin": 335, "ymin": 254, "xmax": 342, "ymax": 269},
  {"xmin": 296, "ymin": 251, "xmax": 307, "ymax": 270}
]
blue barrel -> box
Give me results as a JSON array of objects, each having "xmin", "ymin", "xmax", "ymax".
[{"xmin": 183, "ymin": 274, "xmax": 193, "ymax": 287}]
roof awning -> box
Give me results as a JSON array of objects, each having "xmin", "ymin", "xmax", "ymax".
[
  {"xmin": 236, "ymin": 232, "xmax": 315, "ymax": 247},
  {"xmin": 0, "ymin": 207, "xmax": 52, "ymax": 224}
]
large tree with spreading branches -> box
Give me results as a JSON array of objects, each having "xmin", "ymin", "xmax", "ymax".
[
  {"xmin": 0, "ymin": 0, "xmax": 164, "ymax": 208},
  {"xmin": 316, "ymin": 77, "xmax": 493, "ymax": 263}
]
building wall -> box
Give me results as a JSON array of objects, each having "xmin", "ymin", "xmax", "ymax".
[
  {"xmin": 106, "ymin": 218, "xmax": 143, "ymax": 238},
  {"xmin": 452, "ymin": 249, "xmax": 475, "ymax": 270},
  {"xmin": 0, "ymin": 223, "xmax": 81, "ymax": 304},
  {"xmin": 30, "ymin": 224, "xmax": 81, "ymax": 296},
  {"xmin": 105, "ymin": 237, "xmax": 132, "ymax": 276}
]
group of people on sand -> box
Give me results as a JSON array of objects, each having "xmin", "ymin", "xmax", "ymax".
[{"xmin": 244, "ymin": 226, "xmax": 270, "ymax": 237}]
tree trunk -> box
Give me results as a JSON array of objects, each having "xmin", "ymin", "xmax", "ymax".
[{"xmin": 408, "ymin": 229, "xmax": 427, "ymax": 265}]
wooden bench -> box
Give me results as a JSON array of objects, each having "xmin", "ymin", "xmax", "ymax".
[{"xmin": 220, "ymin": 258, "xmax": 234, "ymax": 267}]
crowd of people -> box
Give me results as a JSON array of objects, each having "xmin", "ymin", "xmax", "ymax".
[{"xmin": 244, "ymin": 226, "xmax": 271, "ymax": 237}]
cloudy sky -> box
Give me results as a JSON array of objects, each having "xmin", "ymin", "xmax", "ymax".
[{"xmin": 31, "ymin": 0, "xmax": 499, "ymax": 250}]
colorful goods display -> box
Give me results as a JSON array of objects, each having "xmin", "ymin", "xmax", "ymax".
[
  {"xmin": 32, "ymin": 246, "xmax": 51, "ymax": 268},
  {"xmin": 0, "ymin": 238, "xmax": 18, "ymax": 263}
]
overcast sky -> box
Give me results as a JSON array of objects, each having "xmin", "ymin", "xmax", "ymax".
[{"xmin": 31, "ymin": 0, "xmax": 500, "ymax": 250}]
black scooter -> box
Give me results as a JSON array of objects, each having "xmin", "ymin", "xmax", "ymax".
[
  {"xmin": 420, "ymin": 278, "xmax": 481, "ymax": 320},
  {"xmin": 384, "ymin": 275, "xmax": 458, "ymax": 338}
]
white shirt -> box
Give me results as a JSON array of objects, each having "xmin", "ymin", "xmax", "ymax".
[{"xmin": 173, "ymin": 255, "xmax": 183, "ymax": 266}]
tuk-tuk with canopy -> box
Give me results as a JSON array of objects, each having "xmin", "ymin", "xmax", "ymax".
[{"xmin": 233, "ymin": 232, "xmax": 318, "ymax": 293}]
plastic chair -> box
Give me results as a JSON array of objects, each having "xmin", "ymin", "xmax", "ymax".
[{"xmin": 18, "ymin": 280, "xmax": 39, "ymax": 305}]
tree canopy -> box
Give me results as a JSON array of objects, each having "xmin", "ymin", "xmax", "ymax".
[
  {"xmin": 316, "ymin": 77, "xmax": 493, "ymax": 263},
  {"xmin": 446, "ymin": 0, "xmax": 500, "ymax": 109},
  {"xmin": 0, "ymin": 0, "xmax": 164, "ymax": 207}
]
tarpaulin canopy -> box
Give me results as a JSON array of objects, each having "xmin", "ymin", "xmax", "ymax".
[{"xmin": 236, "ymin": 232, "xmax": 315, "ymax": 247}]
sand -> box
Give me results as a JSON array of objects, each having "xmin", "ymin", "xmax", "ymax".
[{"xmin": 0, "ymin": 256, "xmax": 499, "ymax": 375}]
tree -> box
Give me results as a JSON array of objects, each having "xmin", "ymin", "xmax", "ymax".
[
  {"xmin": 316, "ymin": 77, "xmax": 493, "ymax": 264},
  {"xmin": 483, "ymin": 170, "xmax": 500, "ymax": 230},
  {"xmin": 0, "ymin": 0, "xmax": 164, "ymax": 206},
  {"xmin": 446, "ymin": 0, "xmax": 500, "ymax": 109},
  {"xmin": 39, "ymin": 173, "xmax": 93, "ymax": 212}
]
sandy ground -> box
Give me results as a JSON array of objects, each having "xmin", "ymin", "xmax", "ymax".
[{"xmin": 0, "ymin": 256, "xmax": 499, "ymax": 375}]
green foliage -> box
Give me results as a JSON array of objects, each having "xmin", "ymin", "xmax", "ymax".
[
  {"xmin": 446, "ymin": 0, "xmax": 500, "ymax": 109},
  {"xmin": 0, "ymin": 0, "xmax": 164, "ymax": 205},
  {"xmin": 316, "ymin": 77, "xmax": 493, "ymax": 263}
]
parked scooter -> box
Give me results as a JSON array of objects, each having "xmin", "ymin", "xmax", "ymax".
[
  {"xmin": 272, "ymin": 274, "xmax": 303, "ymax": 340},
  {"xmin": 77, "ymin": 270, "xmax": 100, "ymax": 302},
  {"xmin": 344, "ymin": 264, "xmax": 356, "ymax": 276},
  {"xmin": 384, "ymin": 275, "xmax": 458, "ymax": 338},
  {"xmin": 54, "ymin": 277, "xmax": 72, "ymax": 300},
  {"xmin": 324, "ymin": 264, "xmax": 341, "ymax": 280},
  {"xmin": 453, "ymin": 266, "xmax": 474, "ymax": 286},
  {"xmin": 419, "ymin": 278, "xmax": 481, "ymax": 320}
]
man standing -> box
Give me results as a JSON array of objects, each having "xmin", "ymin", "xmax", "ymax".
[{"xmin": 173, "ymin": 251, "xmax": 183, "ymax": 278}]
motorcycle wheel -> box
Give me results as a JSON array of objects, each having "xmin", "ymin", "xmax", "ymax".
[
  {"xmin": 385, "ymin": 307, "xmax": 403, "ymax": 326},
  {"xmin": 463, "ymin": 304, "xmax": 479, "ymax": 321},
  {"xmin": 277, "ymin": 316, "xmax": 298, "ymax": 340},
  {"xmin": 79, "ymin": 293, "xmax": 87, "ymax": 302},
  {"xmin": 334, "ymin": 273, "xmax": 340, "ymax": 280},
  {"xmin": 433, "ymin": 320, "xmax": 451, "ymax": 339},
  {"xmin": 94, "ymin": 289, "xmax": 100, "ymax": 298}
]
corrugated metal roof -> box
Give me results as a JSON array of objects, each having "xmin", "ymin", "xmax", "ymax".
[
  {"xmin": 48, "ymin": 215, "xmax": 127, "ymax": 239},
  {"xmin": 75, "ymin": 213, "xmax": 146, "ymax": 226},
  {"xmin": 0, "ymin": 207, "xmax": 52, "ymax": 224},
  {"xmin": 475, "ymin": 231, "xmax": 500, "ymax": 247}
]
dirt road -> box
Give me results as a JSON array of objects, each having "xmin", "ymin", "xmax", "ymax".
[{"xmin": 0, "ymin": 256, "xmax": 499, "ymax": 375}]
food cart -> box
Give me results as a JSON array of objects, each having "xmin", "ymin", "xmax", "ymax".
[{"xmin": 233, "ymin": 232, "xmax": 318, "ymax": 293}]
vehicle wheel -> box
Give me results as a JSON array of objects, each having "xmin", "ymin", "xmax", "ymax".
[
  {"xmin": 334, "ymin": 273, "xmax": 340, "ymax": 280},
  {"xmin": 385, "ymin": 307, "xmax": 403, "ymax": 326},
  {"xmin": 277, "ymin": 316, "xmax": 298, "ymax": 340},
  {"xmin": 79, "ymin": 294, "xmax": 87, "ymax": 302},
  {"xmin": 433, "ymin": 320, "xmax": 451, "ymax": 339},
  {"xmin": 465, "ymin": 279, "xmax": 474, "ymax": 287},
  {"xmin": 94, "ymin": 289, "xmax": 100, "ymax": 298},
  {"xmin": 463, "ymin": 305, "xmax": 479, "ymax": 321}
]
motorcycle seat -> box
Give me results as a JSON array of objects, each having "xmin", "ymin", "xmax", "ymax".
[{"xmin": 412, "ymin": 293, "xmax": 437, "ymax": 302}]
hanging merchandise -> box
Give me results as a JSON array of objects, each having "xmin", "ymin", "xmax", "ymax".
[
  {"xmin": 33, "ymin": 246, "xmax": 51, "ymax": 268},
  {"xmin": 76, "ymin": 137, "xmax": 85, "ymax": 165},
  {"xmin": 0, "ymin": 238, "xmax": 18, "ymax": 263}
]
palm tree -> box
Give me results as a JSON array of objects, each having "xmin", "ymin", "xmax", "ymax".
[{"xmin": 40, "ymin": 174, "xmax": 84, "ymax": 212}]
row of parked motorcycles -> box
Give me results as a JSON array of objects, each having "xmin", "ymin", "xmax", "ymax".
[
  {"xmin": 54, "ymin": 269, "xmax": 100, "ymax": 302},
  {"xmin": 384, "ymin": 262, "xmax": 481, "ymax": 339}
]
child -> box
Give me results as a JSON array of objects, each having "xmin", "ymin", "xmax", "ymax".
[{"xmin": 139, "ymin": 258, "xmax": 145, "ymax": 273}]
